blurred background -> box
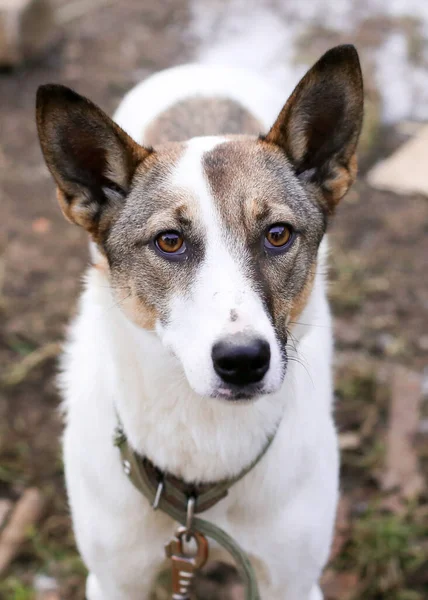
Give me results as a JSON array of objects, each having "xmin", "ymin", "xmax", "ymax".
[{"xmin": 1, "ymin": 0, "xmax": 428, "ymax": 598}]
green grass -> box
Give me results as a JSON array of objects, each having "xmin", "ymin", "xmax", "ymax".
[
  {"xmin": 5, "ymin": 335, "xmax": 38, "ymax": 357},
  {"xmin": 0, "ymin": 578, "xmax": 34, "ymax": 600},
  {"xmin": 336, "ymin": 369, "xmax": 378, "ymax": 404},
  {"xmin": 329, "ymin": 254, "xmax": 367, "ymax": 315},
  {"xmin": 337, "ymin": 508, "xmax": 428, "ymax": 599}
]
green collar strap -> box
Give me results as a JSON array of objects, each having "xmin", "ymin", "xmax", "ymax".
[{"xmin": 114, "ymin": 426, "xmax": 276, "ymax": 600}]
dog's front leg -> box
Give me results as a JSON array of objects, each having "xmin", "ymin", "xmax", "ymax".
[
  {"xmin": 250, "ymin": 547, "xmax": 326, "ymax": 600},
  {"xmin": 244, "ymin": 511, "xmax": 332, "ymax": 600},
  {"xmin": 86, "ymin": 571, "xmax": 156, "ymax": 600},
  {"xmin": 227, "ymin": 480, "xmax": 336, "ymax": 600},
  {"xmin": 79, "ymin": 517, "xmax": 172, "ymax": 600},
  {"xmin": 70, "ymin": 486, "xmax": 172, "ymax": 600},
  {"xmin": 85, "ymin": 553, "xmax": 165, "ymax": 600}
]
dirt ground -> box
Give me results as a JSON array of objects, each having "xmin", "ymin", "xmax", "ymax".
[{"xmin": 1, "ymin": 1, "xmax": 428, "ymax": 599}]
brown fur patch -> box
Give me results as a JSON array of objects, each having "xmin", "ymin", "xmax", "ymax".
[
  {"xmin": 289, "ymin": 262, "xmax": 317, "ymax": 323},
  {"xmin": 115, "ymin": 282, "xmax": 158, "ymax": 331},
  {"xmin": 321, "ymin": 153, "xmax": 358, "ymax": 208},
  {"xmin": 144, "ymin": 97, "xmax": 263, "ymax": 145},
  {"xmin": 203, "ymin": 140, "xmax": 301, "ymax": 233},
  {"xmin": 203, "ymin": 139, "xmax": 326, "ymax": 343}
]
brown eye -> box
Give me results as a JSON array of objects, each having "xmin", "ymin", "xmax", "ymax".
[
  {"xmin": 265, "ymin": 224, "xmax": 293, "ymax": 249},
  {"xmin": 155, "ymin": 231, "xmax": 185, "ymax": 254}
]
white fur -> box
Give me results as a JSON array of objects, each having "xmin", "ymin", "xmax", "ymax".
[{"xmin": 63, "ymin": 65, "xmax": 339, "ymax": 600}]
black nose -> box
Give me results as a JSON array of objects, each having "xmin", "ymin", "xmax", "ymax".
[{"xmin": 212, "ymin": 337, "xmax": 271, "ymax": 386}]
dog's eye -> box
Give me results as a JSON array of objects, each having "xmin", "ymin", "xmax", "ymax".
[
  {"xmin": 264, "ymin": 224, "xmax": 294, "ymax": 251},
  {"xmin": 155, "ymin": 231, "xmax": 186, "ymax": 255}
]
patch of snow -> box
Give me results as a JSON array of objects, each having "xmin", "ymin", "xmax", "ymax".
[
  {"xmin": 33, "ymin": 574, "xmax": 59, "ymax": 591},
  {"xmin": 191, "ymin": 1, "xmax": 306, "ymax": 98},
  {"xmin": 191, "ymin": 0, "xmax": 428, "ymax": 123},
  {"xmin": 375, "ymin": 32, "xmax": 414, "ymax": 123}
]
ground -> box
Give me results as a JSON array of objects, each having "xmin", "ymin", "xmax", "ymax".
[{"xmin": 1, "ymin": 1, "xmax": 428, "ymax": 599}]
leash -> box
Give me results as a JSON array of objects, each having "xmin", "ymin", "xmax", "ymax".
[{"xmin": 114, "ymin": 425, "xmax": 276, "ymax": 600}]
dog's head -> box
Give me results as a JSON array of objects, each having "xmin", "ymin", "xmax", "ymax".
[{"xmin": 36, "ymin": 45, "xmax": 363, "ymax": 401}]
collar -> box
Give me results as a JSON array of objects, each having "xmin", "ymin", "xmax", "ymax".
[{"xmin": 114, "ymin": 423, "xmax": 276, "ymax": 517}]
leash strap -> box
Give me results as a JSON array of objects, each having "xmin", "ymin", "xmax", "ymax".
[{"xmin": 115, "ymin": 429, "xmax": 274, "ymax": 600}]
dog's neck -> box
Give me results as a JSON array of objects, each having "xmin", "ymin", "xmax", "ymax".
[{"xmin": 85, "ymin": 260, "xmax": 323, "ymax": 483}]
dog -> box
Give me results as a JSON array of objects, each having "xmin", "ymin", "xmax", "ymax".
[{"xmin": 36, "ymin": 44, "xmax": 363, "ymax": 600}]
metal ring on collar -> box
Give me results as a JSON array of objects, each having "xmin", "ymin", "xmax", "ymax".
[
  {"xmin": 152, "ymin": 479, "xmax": 164, "ymax": 510},
  {"xmin": 186, "ymin": 496, "xmax": 196, "ymax": 533}
]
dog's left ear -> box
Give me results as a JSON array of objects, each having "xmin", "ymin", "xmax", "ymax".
[{"xmin": 265, "ymin": 44, "xmax": 364, "ymax": 211}]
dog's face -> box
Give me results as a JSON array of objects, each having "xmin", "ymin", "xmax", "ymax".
[{"xmin": 36, "ymin": 45, "xmax": 363, "ymax": 401}]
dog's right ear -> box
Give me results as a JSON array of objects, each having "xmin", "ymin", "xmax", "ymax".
[{"xmin": 36, "ymin": 84, "xmax": 151, "ymax": 240}]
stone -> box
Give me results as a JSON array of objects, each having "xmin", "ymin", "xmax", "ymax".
[
  {"xmin": 367, "ymin": 125, "xmax": 428, "ymax": 196},
  {"xmin": 417, "ymin": 335, "xmax": 428, "ymax": 352},
  {"xmin": 0, "ymin": 0, "xmax": 57, "ymax": 67},
  {"xmin": 34, "ymin": 574, "xmax": 60, "ymax": 600},
  {"xmin": 321, "ymin": 570, "xmax": 359, "ymax": 600},
  {"xmin": 382, "ymin": 367, "xmax": 423, "ymax": 502},
  {"xmin": 339, "ymin": 432, "xmax": 361, "ymax": 451}
]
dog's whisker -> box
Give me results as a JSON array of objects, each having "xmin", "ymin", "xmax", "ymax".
[
  {"xmin": 288, "ymin": 320, "xmax": 329, "ymax": 329},
  {"xmin": 105, "ymin": 293, "xmax": 132, "ymax": 312},
  {"xmin": 287, "ymin": 357, "xmax": 314, "ymax": 389},
  {"xmin": 285, "ymin": 327, "xmax": 314, "ymax": 389}
]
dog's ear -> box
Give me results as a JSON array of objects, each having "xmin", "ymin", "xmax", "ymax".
[
  {"xmin": 264, "ymin": 45, "xmax": 364, "ymax": 211},
  {"xmin": 36, "ymin": 84, "xmax": 151, "ymax": 240}
]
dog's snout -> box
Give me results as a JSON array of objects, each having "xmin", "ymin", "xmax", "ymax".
[{"xmin": 212, "ymin": 336, "xmax": 271, "ymax": 386}]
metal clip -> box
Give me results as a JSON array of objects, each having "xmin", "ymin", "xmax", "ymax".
[{"xmin": 165, "ymin": 527, "xmax": 209, "ymax": 600}]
